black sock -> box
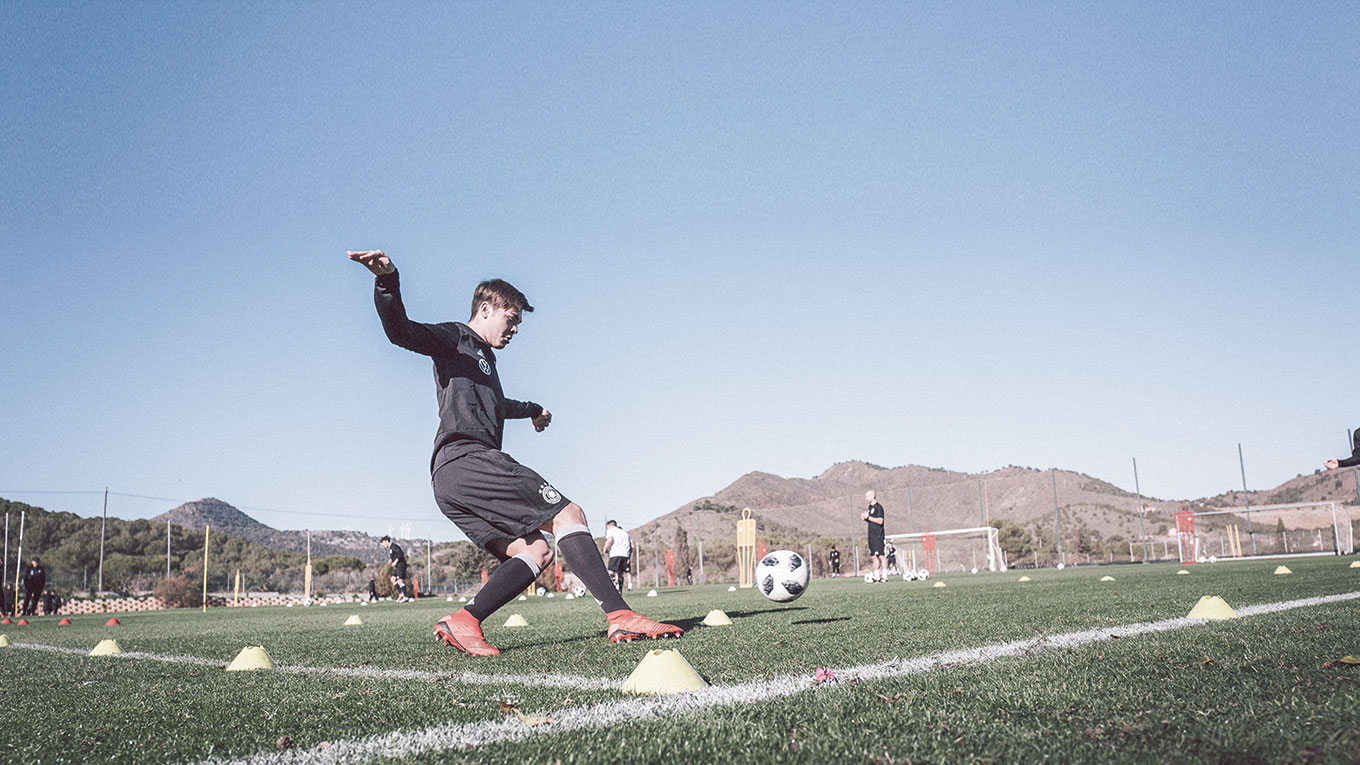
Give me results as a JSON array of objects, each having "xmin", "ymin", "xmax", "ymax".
[
  {"xmin": 465, "ymin": 557, "xmax": 538, "ymax": 622},
  {"xmin": 558, "ymin": 531, "xmax": 629, "ymax": 613}
]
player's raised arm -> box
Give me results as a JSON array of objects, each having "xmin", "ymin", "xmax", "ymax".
[
  {"xmin": 348, "ymin": 249, "xmax": 458, "ymax": 357},
  {"xmin": 348, "ymin": 250, "xmax": 394, "ymax": 275}
]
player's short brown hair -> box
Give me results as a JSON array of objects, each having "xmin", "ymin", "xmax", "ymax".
[{"xmin": 470, "ymin": 279, "xmax": 534, "ymax": 320}]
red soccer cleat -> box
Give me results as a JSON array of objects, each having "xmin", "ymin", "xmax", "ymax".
[
  {"xmin": 433, "ymin": 610, "xmax": 500, "ymax": 657},
  {"xmin": 606, "ymin": 609, "xmax": 683, "ymax": 643}
]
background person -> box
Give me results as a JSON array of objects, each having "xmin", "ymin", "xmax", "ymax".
[
  {"xmin": 862, "ymin": 491, "xmax": 887, "ymax": 582},
  {"xmin": 603, "ymin": 520, "xmax": 634, "ymax": 593},
  {"xmin": 829, "ymin": 545, "xmax": 841, "ymax": 576},
  {"xmin": 380, "ymin": 536, "xmax": 410, "ymax": 602},
  {"xmin": 22, "ymin": 557, "xmax": 46, "ymax": 616}
]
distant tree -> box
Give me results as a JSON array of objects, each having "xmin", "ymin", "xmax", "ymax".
[
  {"xmin": 988, "ymin": 518, "xmax": 1033, "ymax": 561},
  {"xmin": 673, "ymin": 526, "xmax": 691, "ymax": 580}
]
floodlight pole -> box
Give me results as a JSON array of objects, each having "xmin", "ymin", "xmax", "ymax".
[
  {"xmin": 14, "ymin": 511, "xmax": 25, "ymax": 602},
  {"xmin": 1051, "ymin": 469, "xmax": 1064, "ymax": 565},
  {"xmin": 427, "ymin": 539, "xmax": 432, "ymax": 594},
  {"xmin": 1238, "ymin": 444, "xmax": 1257, "ymax": 555},
  {"xmin": 1132, "ymin": 457, "xmax": 1148, "ymax": 562},
  {"xmin": 977, "ymin": 478, "xmax": 984, "ymax": 526},
  {"xmin": 97, "ymin": 487, "xmax": 108, "ymax": 593},
  {"xmin": 905, "ymin": 486, "xmax": 914, "ymax": 534},
  {"xmin": 166, "ymin": 519, "xmax": 172, "ymax": 579},
  {"xmin": 3, "ymin": 512, "xmax": 8, "ymax": 603}
]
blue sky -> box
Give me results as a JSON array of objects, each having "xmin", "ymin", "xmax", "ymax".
[{"xmin": 3, "ymin": 3, "xmax": 1357, "ymax": 542}]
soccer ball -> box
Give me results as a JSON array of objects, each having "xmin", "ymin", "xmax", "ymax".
[
  {"xmin": 572, "ymin": 585, "xmax": 586, "ymax": 598},
  {"xmin": 535, "ymin": 586, "xmax": 546, "ymax": 597},
  {"xmin": 864, "ymin": 572, "xmax": 875, "ymax": 583},
  {"xmin": 916, "ymin": 569, "xmax": 930, "ymax": 580},
  {"xmin": 755, "ymin": 549, "xmax": 809, "ymax": 603}
]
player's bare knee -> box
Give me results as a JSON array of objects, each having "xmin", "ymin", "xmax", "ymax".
[{"xmin": 553, "ymin": 502, "xmax": 587, "ymax": 530}]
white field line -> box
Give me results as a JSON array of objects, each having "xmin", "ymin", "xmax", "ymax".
[
  {"xmin": 5, "ymin": 642, "xmax": 616, "ymax": 691},
  {"xmin": 201, "ymin": 590, "xmax": 1360, "ymax": 765}
]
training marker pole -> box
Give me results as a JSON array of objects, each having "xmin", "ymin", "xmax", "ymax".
[{"xmin": 202, "ymin": 525, "xmax": 210, "ymax": 613}]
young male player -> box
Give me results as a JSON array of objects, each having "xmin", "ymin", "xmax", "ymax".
[
  {"xmin": 380, "ymin": 536, "xmax": 410, "ymax": 602},
  {"xmin": 603, "ymin": 519, "xmax": 633, "ymax": 593},
  {"xmin": 349, "ymin": 250, "xmax": 681, "ymax": 655},
  {"xmin": 862, "ymin": 491, "xmax": 887, "ymax": 582},
  {"xmin": 828, "ymin": 545, "xmax": 841, "ymax": 577}
]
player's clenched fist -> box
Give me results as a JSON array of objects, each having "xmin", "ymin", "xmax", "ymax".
[{"xmin": 348, "ymin": 250, "xmax": 395, "ymax": 275}]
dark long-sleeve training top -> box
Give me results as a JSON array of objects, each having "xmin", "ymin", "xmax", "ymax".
[
  {"xmin": 373, "ymin": 270, "xmax": 542, "ymax": 473},
  {"xmin": 1338, "ymin": 430, "xmax": 1360, "ymax": 469}
]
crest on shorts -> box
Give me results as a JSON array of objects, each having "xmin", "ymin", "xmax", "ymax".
[{"xmin": 539, "ymin": 483, "xmax": 562, "ymax": 504}]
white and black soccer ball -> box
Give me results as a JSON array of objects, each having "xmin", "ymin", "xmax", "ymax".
[
  {"xmin": 916, "ymin": 568, "xmax": 931, "ymax": 580},
  {"xmin": 572, "ymin": 585, "xmax": 586, "ymax": 598},
  {"xmin": 756, "ymin": 549, "xmax": 809, "ymax": 603},
  {"xmin": 902, "ymin": 569, "xmax": 917, "ymax": 582},
  {"xmin": 535, "ymin": 586, "xmax": 546, "ymax": 597},
  {"xmin": 864, "ymin": 572, "xmax": 875, "ymax": 583}
]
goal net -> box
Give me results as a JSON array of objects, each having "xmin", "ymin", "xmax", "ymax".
[
  {"xmin": 1183, "ymin": 501, "xmax": 1355, "ymax": 562},
  {"xmin": 886, "ymin": 526, "xmax": 1006, "ymax": 574}
]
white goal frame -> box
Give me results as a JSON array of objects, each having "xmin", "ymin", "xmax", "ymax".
[
  {"xmin": 1193, "ymin": 501, "xmax": 1355, "ymax": 560},
  {"xmin": 886, "ymin": 526, "xmax": 1007, "ymax": 573}
]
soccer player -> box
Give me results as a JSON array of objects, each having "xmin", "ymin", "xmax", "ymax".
[
  {"xmin": 380, "ymin": 536, "xmax": 410, "ymax": 602},
  {"xmin": 350, "ymin": 250, "xmax": 681, "ymax": 655},
  {"xmin": 603, "ymin": 520, "xmax": 634, "ymax": 593},
  {"xmin": 21, "ymin": 558, "xmax": 45, "ymax": 616},
  {"xmin": 862, "ymin": 491, "xmax": 887, "ymax": 582},
  {"xmin": 828, "ymin": 545, "xmax": 841, "ymax": 577},
  {"xmin": 1324, "ymin": 429, "xmax": 1360, "ymax": 470}
]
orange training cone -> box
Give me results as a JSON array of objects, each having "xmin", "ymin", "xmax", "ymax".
[
  {"xmin": 0, "ymin": 618, "xmax": 10, "ymax": 625},
  {"xmin": 105, "ymin": 617, "xmax": 121, "ymax": 626},
  {"xmin": 58, "ymin": 618, "xmax": 72, "ymax": 626},
  {"xmin": 17, "ymin": 619, "xmax": 29, "ymax": 626}
]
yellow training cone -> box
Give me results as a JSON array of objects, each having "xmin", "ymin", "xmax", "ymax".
[
  {"xmin": 1100, "ymin": 575, "xmax": 1116, "ymax": 582},
  {"xmin": 621, "ymin": 649, "xmax": 708, "ymax": 695},
  {"xmin": 1176, "ymin": 570, "xmax": 1190, "ymax": 575},
  {"xmin": 89, "ymin": 639, "xmax": 123, "ymax": 656},
  {"xmin": 0, "ymin": 634, "xmax": 10, "ymax": 647},
  {"xmin": 1017, "ymin": 576, "xmax": 1031, "ymax": 582},
  {"xmin": 1187, "ymin": 595, "xmax": 1239, "ymax": 620},
  {"xmin": 1273, "ymin": 565, "xmax": 1292, "ymax": 575},
  {"xmin": 701, "ymin": 609, "xmax": 732, "ymax": 626},
  {"xmin": 344, "ymin": 615, "xmax": 364, "ymax": 626},
  {"xmin": 226, "ymin": 646, "xmax": 275, "ymax": 671},
  {"xmin": 503, "ymin": 613, "xmax": 529, "ymax": 627},
  {"xmin": 932, "ymin": 581, "xmax": 947, "ymax": 588},
  {"xmin": 1349, "ymin": 560, "xmax": 1360, "ymax": 568}
]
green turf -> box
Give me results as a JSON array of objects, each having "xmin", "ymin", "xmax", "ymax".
[{"xmin": 2, "ymin": 557, "xmax": 1357, "ymax": 764}]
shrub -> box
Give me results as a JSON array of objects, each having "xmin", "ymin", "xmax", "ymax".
[{"xmin": 154, "ymin": 576, "xmax": 203, "ymax": 608}]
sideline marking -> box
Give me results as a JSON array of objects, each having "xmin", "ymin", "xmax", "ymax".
[
  {"xmin": 7, "ymin": 642, "xmax": 616, "ymax": 691},
  {"xmin": 200, "ymin": 590, "xmax": 1360, "ymax": 765}
]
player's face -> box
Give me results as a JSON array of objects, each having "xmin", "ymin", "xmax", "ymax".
[{"xmin": 485, "ymin": 305, "xmax": 523, "ymax": 348}]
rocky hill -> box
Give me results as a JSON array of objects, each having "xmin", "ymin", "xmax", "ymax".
[
  {"xmin": 629, "ymin": 460, "xmax": 1359, "ymax": 555},
  {"xmin": 151, "ymin": 498, "xmax": 423, "ymax": 563}
]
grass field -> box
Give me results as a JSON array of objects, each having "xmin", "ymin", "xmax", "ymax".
[{"xmin": 3, "ymin": 557, "xmax": 1358, "ymax": 764}]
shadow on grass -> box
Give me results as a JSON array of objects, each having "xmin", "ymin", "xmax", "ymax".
[{"xmin": 791, "ymin": 616, "xmax": 851, "ymax": 625}]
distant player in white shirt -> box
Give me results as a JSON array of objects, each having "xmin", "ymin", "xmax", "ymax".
[{"xmin": 603, "ymin": 520, "xmax": 633, "ymax": 593}]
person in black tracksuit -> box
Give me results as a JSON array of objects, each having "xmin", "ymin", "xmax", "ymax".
[
  {"xmin": 1324, "ymin": 429, "xmax": 1360, "ymax": 471},
  {"xmin": 349, "ymin": 250, "xmax": 681, "ymax": 656},
  {"xmin": 381, "ymin": 537, "xmax": 411, "ymax": 601},
  {"xmin": 829, "ymin": 546, "xmax": 841, "ymax": 576},
  {"xmin": 22, "ymin": 558, "xmax": 46, "ymax": 616}
]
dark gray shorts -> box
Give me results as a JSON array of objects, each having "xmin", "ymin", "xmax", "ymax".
[{"xmin": 431, "ymin": 448, "xmax": 571, "ymax": 552}]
